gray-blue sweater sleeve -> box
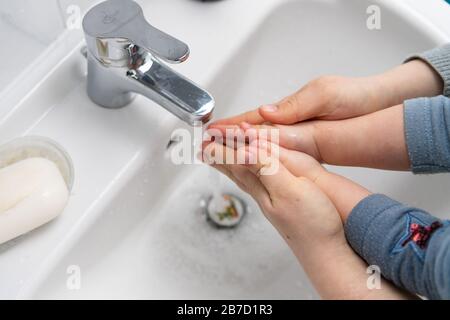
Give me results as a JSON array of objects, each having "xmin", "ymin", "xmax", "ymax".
[
  {"xmin": 346, "ymin": 96, "xmax": 450, "ymax": 299},
  {"xmin": 344, "ymin": 46, "xmax": 450, "ymax": 300},
  {"xmin": 345, "ymin": 194, "xmax": 450, "ymax": 299},
  {"xmin": 406, "ymin": 43, "xmax": 450, "ymax": 97},
  {"xmin": 404, "ymin": 95, "xmax": 450, "ymax": 173}
]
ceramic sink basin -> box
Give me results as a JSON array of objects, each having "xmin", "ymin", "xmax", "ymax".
[{"xmin": 0, "ymin": 0, "xmax": 449, "ymax": 299}]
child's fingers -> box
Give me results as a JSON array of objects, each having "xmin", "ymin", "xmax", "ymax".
[
  {"xmin": 258, "ymin": 94, "xmax": 305, "ymax": 125},
  {"xmin": 241, "ymin": 122, "xmax": 319, "ymax": 158},
  {"xmin": 205, "ymin": 124, "xmax": 259, "ymax": 146},
  {"xmin": 214, "ymin": 163, "xmax": 271, "ymax": 208},
  {"xmin": 241, "ymin": 137, "xmax": 325, "ymax": 186},
  {"xmin": 205, "ymin": 123, "xmax": 282, "ymax": 150},
  {"xmin": 244, "ymin": 143, "xmax": 297, "ymax": 199},
  {"xmin": 202, "ymin": 140, "xmax": 248, "ymax": 165},
  {"xmin": 205, "ymin": 142, "xmax": 272, "ymax": 208},
  {"xmin": 226, "ymin": 125, "xmax": 324, "ymax": 182},
  {"xmin": 258, "ymin": 84, "xmax": 327, "ymax": 124},
  {"xmin": 208, "ymin": 109, "xmax": 265, "ymax": 126},
  {"xmin": 207, "ymin": 123, "xmax": 315, "ymax": 158},
  {"xmin": 210, "ymin": 91, "xmax": 309, "ymax": 126},
  {"xmin": 204, "ymin": 125, "xmax": 323, "ymax": 182},
  {"xmin": 202, "ymin": 140, "xmax": 299, "ymax": 205},
  {"xmin": 277, "ymin": 145, "xmax": 325, "ymax": 181}
]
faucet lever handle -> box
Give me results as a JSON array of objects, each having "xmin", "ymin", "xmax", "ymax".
[{"xmin": 83, "ymin": 0, "xmax": 190, "ymax": 63}]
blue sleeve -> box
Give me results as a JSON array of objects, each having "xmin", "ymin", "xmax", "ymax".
[
  {"xmin": 345, "ymin": 194, "xmax": 450, "ymax": 299},
  {"xmin": 406, "ymin": 44, "xmax": 450, "ymax": 97},
  {"xmin": 404, "ymin": 95, "xmax": 450, "ymax": 174}
]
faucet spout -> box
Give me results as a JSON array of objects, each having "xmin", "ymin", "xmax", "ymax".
[
  {"xmin": 129, "ymin": 55, "xmax": 214, "ymax": 125},
  {"xmin": 82, "ymin": 0, "xmax": 214, "ymax": 125}
]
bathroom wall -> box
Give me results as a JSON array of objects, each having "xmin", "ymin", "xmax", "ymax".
[{"xmin": 0, "ymin": 0, "xmax": 94, "ymax": 95}]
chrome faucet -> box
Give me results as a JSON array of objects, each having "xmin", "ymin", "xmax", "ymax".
[{"xmin": 82, "ymin": 0, "xmax": 214, "ymax": 125}]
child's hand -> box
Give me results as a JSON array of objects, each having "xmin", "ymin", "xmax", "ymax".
[
  {"xmin": 212, "ymin": 75, "xmax": 380, "ymax": 125},
  {"xmin": 203, "ymin": 139, "xmax": 343, "ymax": 250},
  {"xmin": 202, "ymin": 139, "xmax": 411, "ymax": 299},
  {"xmin": 211, "ymin": 121, "xmax": 322, "ymax": 162},
  {"xmin": 212, "ymin": 103, "xmax": 411, "ymax": 171},
  {"xmin": 210, "ymin": 60, "xmax": 442, "ymax": 126}
]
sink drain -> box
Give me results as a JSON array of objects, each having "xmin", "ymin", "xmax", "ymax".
[{"xmin": 205, "ymin": 194, "xmax": 246, "ymax": 228}]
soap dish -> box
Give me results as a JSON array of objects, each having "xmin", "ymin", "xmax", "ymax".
[{"xmin": 0, "ymin": 136, "xmax": 74, "ymax": 191}]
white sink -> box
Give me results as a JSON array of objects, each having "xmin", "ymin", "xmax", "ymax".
[{"xmin": 0, "ymin": 0, "xmax": 449, "ymax": 299}]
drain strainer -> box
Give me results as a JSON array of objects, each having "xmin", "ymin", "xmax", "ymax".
[{"xmin": 205, "ymin": 194, "xmax": 246, "ymax": 228}]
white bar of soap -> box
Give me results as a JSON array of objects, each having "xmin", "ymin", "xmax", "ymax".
[{"xmin": 0, "ymin": 157, "xmax": 69, "ymax": 244}]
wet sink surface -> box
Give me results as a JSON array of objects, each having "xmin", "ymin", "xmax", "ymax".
[{"xmin": 37, "ymin": 165, "xmax": 312, "ymax": 299}]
